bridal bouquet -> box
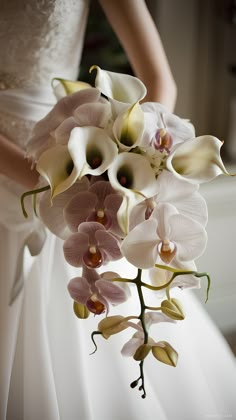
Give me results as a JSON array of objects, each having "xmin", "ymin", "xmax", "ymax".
[{"xmin": 22, "ymin": 66, "xmax": 229, "ymax": 398}]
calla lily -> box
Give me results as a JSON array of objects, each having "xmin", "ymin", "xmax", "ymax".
[
  {"xmin": 68, "ymin": 126, "xmax": 118, "ymax": 179},
  {"xmin": 166, "ymin": 135, "xmax": 229, "ymax": 184},
  {"xmin": 27, "ymin": 87, "xmax": 101, "ymax": 160},
  {"xmin": 108, "ymin": 152, "xmax": 159, "ymax": 234},
  {"xmin": 52, "ymin": 77, "xmax": 92, "ymax": 99},
  {"xmin": 112, "ymin": 102, "xmax": 144, "ymax": 150},
  {"xmin": 36, "ymin": 144, "xmax": 80, "ymax": 199},
  {"xmin": 90, "ymin": 65, "xmax": 147, "ymax": 114},
  {"xmin": 121, "ymin": 203, "xmax": 207, "ymax": 269}
]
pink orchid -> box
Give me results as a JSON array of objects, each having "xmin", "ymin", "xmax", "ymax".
[
  {"xmin": 64, "ymin": 180, "xmax": 123, "ymax": 236},
  {"xmin": 63, "ymin": 221, "xmax": 122, "ymax": 269},
  {"xmin": 121, "ymin": 203, "xmax": 207, "ymax": 269},
  {"xmin": 68, "ymin": 266, "xmax": 130, "ymax": 315}
]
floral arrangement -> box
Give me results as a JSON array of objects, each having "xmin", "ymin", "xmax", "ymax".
[{"xmin": 21, "ymin": 66, "xmax": 229, "ymax": 398}]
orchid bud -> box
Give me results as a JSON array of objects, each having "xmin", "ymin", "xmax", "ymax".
[
  {"xmin": 133, "ymin": 344, "xmax": 152, "ymax": 361},
  {"xmin": 98, "ymin": 315, "xmax": 128, "ymax": 339},
  {"xmin": 73, "ymin": 301, "xmax": 90, "ymax": 319},
  {"xmin": 161, "ymin": 298, "xmax": 185, "ymax": 320},
  {"xmin": 152, "ymin": 341, "xmax": 178, "ymax": 367}
]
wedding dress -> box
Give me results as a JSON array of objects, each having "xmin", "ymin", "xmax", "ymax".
[{"xmin": 0, "ymin": 1, "xmax": 236, "ymax": 420}]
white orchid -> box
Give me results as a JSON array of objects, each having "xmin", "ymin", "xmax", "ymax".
[
  {"xmin": 141, "ymin": 102, "xmax": 195, "ymax": 152},
  {"xmin": 130, "ymin": 170, "xmax": 208, "ymax": 230},
  {"xmin": 121, "ymin": 203, "xmax": 207, "ymax": 269}
]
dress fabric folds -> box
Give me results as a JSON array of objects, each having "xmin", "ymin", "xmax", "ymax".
[{"xmin": 0, "ymin": 1, "xmax": 236, "ymax": 419}]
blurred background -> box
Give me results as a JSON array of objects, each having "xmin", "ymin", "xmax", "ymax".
[{"xmin": 80, "ymin": 0, "xmax": 236, "ymax": 353}]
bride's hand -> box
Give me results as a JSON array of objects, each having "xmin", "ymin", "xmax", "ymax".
[{"xmin": 0, "ymin": 133, "xmax": 39, "ymax": 188}]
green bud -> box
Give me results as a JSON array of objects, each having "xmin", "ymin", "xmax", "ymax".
[
  {"xmin": 133, "ymin": 344, "xmax": 151, "ymax": 361},
  {"xmin": 161, "ymin": 298, "xmax": 185, "ymax": 320},
  {"xmin": 152, "ymin": 341, "xmax": 178, "ymax": 367},
  {"xmin": 73, "ymin": 301, "xmax": 90, "ymax": 319}
]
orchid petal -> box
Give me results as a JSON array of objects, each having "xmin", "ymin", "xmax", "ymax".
[
  {"xmin": 155, "ymin": 170, "xmax": 208, "ymax": 226},
  {"xmin": 68, "ymin": 126, "xmax": 118, "ymax": 179},
  {"xmin": 64, "ymin": 191, "xmax": 97, "ymax": 232},
  {"xmin": 63, "ymin": 232, "xmax": 89, "ymax": 267},
  {"xmin": 121, "ymin": 218, "xmax": 159, "ymax": 269},
  {"xmin": 167, "ymin": 136, "xmax": 228, "ymax": 184},
  {"xmin": 39, "ymin": 178, "xmax": 89, "ymax": 239},
  {"xmin": 113, "ymin": 102, "xmax": 144, "ymax": 150},
  {"xmin": 95, "ymin": 230, "xmax": 122, "ymax": 262},
  {"xmin": 73, "ymin": 102, "xmax": 112, "ymax": 128},
  {"xmin": 96, "ymin": 279, "xmax": 129, "ymax": 304},
  {"xmin": 54, "ymin": 117, "xmax": 78, "ymax": 145},
  {"xmin": 36, "ymin": 145, "xmax": 80, "ymax": 199},
  {"xmin": 121, "ymin": 334, "xmax": 143, "ymax": 357},
  {"xmin": 67, "ymin": 276, "xmax": 92, "ymax": 304},
  {"xmin": 169, "ymin": 214, "xmax": 208, "ymax": 261}
]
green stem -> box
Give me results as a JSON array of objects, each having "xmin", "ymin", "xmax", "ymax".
[
  {"xmin": 21, "ymin": 185, "xmax": 50, "ymax": 218},
  {"xmin": 135, "ymin": 269, "xmax": 148, "ymax": 343},
  {"xmin": 145, "ymin": 306, "xmax": 162, "ymax": 311}
]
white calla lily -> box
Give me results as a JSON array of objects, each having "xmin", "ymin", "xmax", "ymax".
[
  {"xmin": 108, "ymin": 152, "xmax": 159, "ymax": 234},
  {"xmin": 90, "ymin": 65, "xmax": 147, "ymax": 114},
  {"xmin": 68, "ymin": 126, "xmax": 118, "ymax": 179},
  {"xmin": 36, "ymin": 144, "xmax": 80, "ymax": 199},
  {"xmin": 166, "ymin": 135, "xmax": 229, "ymax": 184},
  {"xmin": 52, "ymin": 77, "xmax": 92, "ymax": 99},
  {"xmin": 113, "ymin": 102, "xmax": 144, "ymax": 150}
]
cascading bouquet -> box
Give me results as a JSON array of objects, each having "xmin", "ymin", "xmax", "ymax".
[{"xmin": 21, "ymin": 66, "xmax": 229, "ymax": 398}]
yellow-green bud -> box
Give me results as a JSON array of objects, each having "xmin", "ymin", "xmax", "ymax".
[
  {"xmin": 133, "ymin": 344, "xmax": 151, "ymax": 361},
  {"xmin": 73, "ymin": 301, "xmax": 90, "ymax": 319},
  {"xmin": 161, "ymin": 298, "xmax": 185, "ymax": 320},
  {"xmin": 152, "ymin": 341, "xmax": 178, "ymax": 367}
]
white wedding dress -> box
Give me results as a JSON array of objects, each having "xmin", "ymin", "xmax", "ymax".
[{"xmin": 0, "ymin": 1, "xmax": 236, "ymax": 419}]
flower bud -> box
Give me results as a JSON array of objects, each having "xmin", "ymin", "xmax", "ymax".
[
  {"xmin": 133, "ymin": 344, "xmax": 151, "ymax": 361},
  {"xmin": 161, "ymin": 298, "xmax": 185, "ymax": 320},
  {"xmin": 73, "ymin": 301, "xmax": 90, "ymax": 319},
  {"xmin": 152, "ymin": 341, "xmax": 178, "ymax": 367},
  {"xmin": 98, "ymin": 315, "xmax": 128, "ymax": 339}
]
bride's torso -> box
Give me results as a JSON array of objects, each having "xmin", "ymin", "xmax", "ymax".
[{"xmin": 0, "ymin": 0, "xmax": 89, "ymax": 147}]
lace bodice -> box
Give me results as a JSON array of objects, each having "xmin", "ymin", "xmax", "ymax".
[
  {"xmin": 0, "ymin": 0, "xmax": 89, "ymax": 148},
  {"xmin": 0, "ymin": 0, "xmax": 89, "ymax": 90}
]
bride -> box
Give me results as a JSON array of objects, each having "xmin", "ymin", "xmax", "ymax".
[{"xmin": 0, "ymin": 1, "xmax": 235, "ymax": 419}]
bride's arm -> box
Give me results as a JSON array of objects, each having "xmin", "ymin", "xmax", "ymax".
[
  {"xmin": 98, "ymin": 0, "xmax": 177, "ymax": 111},
  {"xmin": 0, "ymin": 134, "xmax": 39, "ymax": 189}
]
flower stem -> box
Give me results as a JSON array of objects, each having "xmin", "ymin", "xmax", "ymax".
[{"xmin": 21, "ymin": 185, "xmax": 50, "ymax": 218}]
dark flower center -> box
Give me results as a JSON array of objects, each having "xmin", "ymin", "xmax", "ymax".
[{"xmin": 117, "ymin": 165, "xmax": 133, "ymax": 189}]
